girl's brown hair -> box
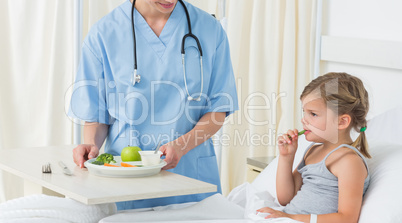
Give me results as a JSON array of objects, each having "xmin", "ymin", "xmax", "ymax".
[{"xmin": 300, "ymin": 72, "xmax": 371, "ymax": 158}]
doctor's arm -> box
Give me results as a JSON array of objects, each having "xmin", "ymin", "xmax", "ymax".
[
  {"xmin": 160, "ymin": 112, "xmax": 226, "ymax": 170},
  {"xmin": 73, "ymin": 122, "xmax": 109, "ymax": 168}
]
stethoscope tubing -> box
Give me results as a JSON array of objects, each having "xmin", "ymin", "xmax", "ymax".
[{"xmin": 130, "ymin": 0, "xmax": 204, "ymax": 101}]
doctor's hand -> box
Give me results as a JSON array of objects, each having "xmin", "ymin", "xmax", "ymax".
[
  {"xmin": 159, "ymin": 143, "xmax": 186, "ymax": 170},
  {"xmin": 73, "ymin": 144, "xmax": 99, "ymax": 168}
]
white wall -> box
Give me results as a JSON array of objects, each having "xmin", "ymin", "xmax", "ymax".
[{"xmin": 320, "ymin": 0, "xmax": 402, "ymax": 119}]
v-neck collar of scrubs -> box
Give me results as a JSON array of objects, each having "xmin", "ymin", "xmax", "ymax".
[{"xmin": 120, "ymin": 0, "xmax": 185, "ymax": 59}]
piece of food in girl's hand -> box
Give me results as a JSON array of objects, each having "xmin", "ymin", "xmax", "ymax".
[
  {"xmin": 298, "ymin": 130, "xmax": 306, "ymax": 135},
  {"xmin": 288, "ymin": 130, "xmax": 306, "ymax": 139}
]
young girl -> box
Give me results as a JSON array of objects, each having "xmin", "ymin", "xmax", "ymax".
[{"xmin": 257, "ymin": 72, "xmax": 371, "ymax": 223}]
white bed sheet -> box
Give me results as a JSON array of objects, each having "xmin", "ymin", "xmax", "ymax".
[{"xmin": 99, "ymin": 192, "xmax": 301, "ymax": 223}]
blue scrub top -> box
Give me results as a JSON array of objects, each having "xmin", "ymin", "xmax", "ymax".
[{"xmin": 68, "ymin": 0, "xmax": 238, "ymax": 210}]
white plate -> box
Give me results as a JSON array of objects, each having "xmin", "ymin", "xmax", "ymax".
[{"xmin": 84, "ymin": 156, "xmax": 167, "ymax": 178}]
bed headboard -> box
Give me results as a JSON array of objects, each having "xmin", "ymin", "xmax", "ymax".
[
  {"xmin": 317, "ymin": 35, "xmax": 402, "ymax": 119},
  {"xmin": 321, "ymin": 36, "xmax": 402, "ymax": 70}
]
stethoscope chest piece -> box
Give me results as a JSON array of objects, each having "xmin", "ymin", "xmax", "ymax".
[
  {"xmin": 187, "ymin": 96, "xmax": 201, "ymax": 101},
  {"xmin": 132, "ymin": 69, "xmax": 141, "ymax": 86}
]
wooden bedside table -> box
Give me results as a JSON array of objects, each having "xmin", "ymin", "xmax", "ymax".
[{"xmin": 246, "ymin": 156, "xmax": 276, "ymax": 183}]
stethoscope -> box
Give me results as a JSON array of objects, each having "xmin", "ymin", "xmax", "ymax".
[{"xmin": 131, "ymin": 0, "xmax": 204, "ymax": 101}]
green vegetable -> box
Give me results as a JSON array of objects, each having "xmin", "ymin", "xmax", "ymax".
[
  {"xmin": 93, "ymin": 153, "xmax": 116, "ymax": 165},
  {"xmin": 288, "ymin": 130, "xmax": 306, "ymax": 139},
  {"xmin": 91, "ymin": 160, "xmax": 105, "ymax": 165},
  {"xmin": 298, "ymin": 130, "xmax": 306, "ymax": 135}
]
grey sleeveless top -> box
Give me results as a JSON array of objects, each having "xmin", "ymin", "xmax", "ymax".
[{"xmin": 283, "ymin": 143, "xmax": 370, "ymax": 215}]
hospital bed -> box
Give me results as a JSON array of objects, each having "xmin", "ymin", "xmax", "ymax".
[
  {"xmin": 2, "ymin": 105, "xmax": 399, "ymax": 222},
  {"xmin": 94, "ymin": 106, "xmax": 402, "ymax": 223}
]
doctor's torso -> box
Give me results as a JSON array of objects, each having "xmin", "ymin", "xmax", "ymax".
[{"xmin": 75, "ymin": 1, "xmax": 230, "ymax": 153}]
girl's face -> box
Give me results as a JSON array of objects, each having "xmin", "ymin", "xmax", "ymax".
[
  {"xmin": 301, "ymin": 92, "xmax": 339, "ymax": 144},
  {"xmin": 141, "ymin": 0, "xmax": 178, "ymax": 15}
]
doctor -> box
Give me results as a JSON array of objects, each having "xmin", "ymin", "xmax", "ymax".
[{"xmin": 68, "ymin": 0, "xmax": 238, "ymax": 210}]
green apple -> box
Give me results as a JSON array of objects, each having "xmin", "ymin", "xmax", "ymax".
[{"xmin": 121, "ymin": 146, "xmax": 142, "ymax": 162}]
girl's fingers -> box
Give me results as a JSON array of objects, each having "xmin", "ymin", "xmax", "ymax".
[
  {"xmin": 293, "ymin": 129, "xmax": 299, "ymax": 137},
  {"xmin": 287, "ymin": 129, "xmax": 298, "ymax": 139},
  {"xmin": 283, "ymin": 133, "xmax": 292, "ymax": 144},
  {"xmin": 278, "ymin": 135, "xmax": 290, "ymax": 145},
  {"xmin": 278, "ymin": 129, "xmax": 301, "ymax": 145},
  {"xmin": 278, "ymin": 136, "xmax": 286, "ymax": 145}
]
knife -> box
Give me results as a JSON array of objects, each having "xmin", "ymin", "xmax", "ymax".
[{"xmin": 59, "ymin": 161, "xmax": 73, "ymax": 176}]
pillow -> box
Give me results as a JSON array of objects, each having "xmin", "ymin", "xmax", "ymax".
[
  {"xmin": 359, "ymin": 143, "xmax": 402, "ymax": 223},
  {"xmin": 251, "ymin": 135, "xmax": 312, "ymax": 199},
  {"xmin": 358, "ymin": 106, "xmax": 402, "ymax": 222},
  {"xmin": 366, "ymin": 106, "xmax": 402, "ymax": 146}
]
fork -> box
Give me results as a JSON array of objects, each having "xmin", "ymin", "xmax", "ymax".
[{"xmin": 42, "ymin": 163, "xmax": 52, "ymax": 173}]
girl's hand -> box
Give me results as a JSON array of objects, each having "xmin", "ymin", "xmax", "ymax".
[
  {"xmin": 278, "ymin": 129, "xmax": 299, "ymax": 157},
  {"xmin": 256, "ymin": 207, "xmax": 291, "ymax": 219}
]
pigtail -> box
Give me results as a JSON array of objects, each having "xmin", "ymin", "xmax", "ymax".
[{"xmin": 351, "ymin": 129, "xmax": 371, "ymax": 158}]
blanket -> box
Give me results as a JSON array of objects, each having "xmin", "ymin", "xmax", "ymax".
[
  {"xmin": 0, "ymin": 194, "xmax": 116, "ymax": 223},
  {"xmin": 100, "ymin": 183, "xmax": 301, "ymax": 223}
]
